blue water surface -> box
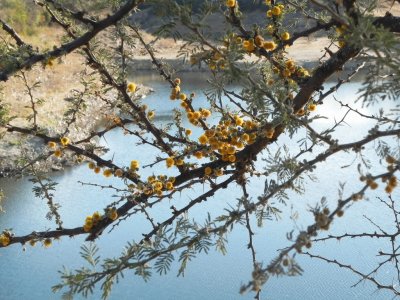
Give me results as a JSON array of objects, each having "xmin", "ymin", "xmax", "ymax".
[{"xmin": 0, "ymin": 72, "xmax": 398, "ymax": 300}]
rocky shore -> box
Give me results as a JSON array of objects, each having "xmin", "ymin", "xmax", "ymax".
[{"xmin": 0, "ymin": 82, "xmax": 152, "ymax": 177}]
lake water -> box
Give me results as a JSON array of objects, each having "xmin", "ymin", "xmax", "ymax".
[{"xmin": 0, "ymin": 72, "xmax": 398, "ymax": 299}]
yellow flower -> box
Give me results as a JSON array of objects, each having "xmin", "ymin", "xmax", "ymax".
[
  {"xmin": 130, "ymin": 160, "xmax": 139, "ymax": 169},
  {"xmin": 367, "ymin": 179, "xmax": 378, "ymax": 190},
  {"xmin": 205, "ymin": 129, "xmax": 215, "ymax": 138},
  {"xmin": 389, "ymin": 176, "xmax": 397, "ymax": 188},
  {"xmin": 176, "ymin": 158, "xmax": 184, "ymax": 166},
  {"xmin": 179, "ymin": 93, "xmax": 187, "ymax": 101},
  {"xmin": 215, "ymin": 169, "xmax": 224, "ymax": 176},
  {"xmin": 54, "ymin": 149, "xmax": 62, "ymax": 157},
  {"xmin": 94, "ymin": 166, "xmax": 101, "ymax": 174},
  {"xmin": 386, "ymin": 155, "xmax": 396, "ymax": 164},
  {"xmin": 285, "ymin": 60, "xmax": 295, "ymax": 69},
  {"xmin": 199, "ymin": 134, "xmax": 209, "ymax": 145},
  {"xmin": 281, "ymin": 32, "xmax": 290, "ymax": 41},
  {"xmin": 103, "ymin": 169, "xmax": 113, "ymax": 177},
  {"xmin": 93, "ymin": 211, "xmax": 101, "ymax": 222},
  {"xmin": 48, "ymin": 141, "xmax": 57, "ymax": 149},
  {"xmin": 201, "ymin": 109, "xmax": 211, "ymax": 118},
  {"xmin": 194, "ymin": 151, "xmax": 203, "ymax": 159},
  {"xmin": 173, "ymin": 86, "xmax": 181, "ymax": 94},
  {"xmin": 60, "ymin": 137, "xmax": 70, "ymax": 146},
  {"xmin": 235, "ymin": 116, "xmax": 244, "ymax": 126},
  {"xmin": 43, "ymin": 238, "xmax": 52, "ymax": 248},
  {"xmin": 114, "ymin": 169, "xmax": 124, "ymax": 177},
  {"xmin": 185, "ymin": 129, "xmax": 192, "ymax": 136},
  {"xmin": 266, "ymin": 25, "xmax": 274, "ymax": 34},
  {"xmin": 174, "ymin": 78, "xmax": 181, "ymax": 85},
  {"xmin": 127, "ymin": 82, "xmax": 137, "ymax": 93},
  {"xmin": 385, "ymin": 185, "xmax": 394, "ymax": 194},
  {"xmin": 83, "ymin": 224, "xmax": 92, "ymax": 232},
  {"xmin": 85, "ymin": 216, "xmax": 93, "ymax": 225},
  {"xmin": 166, "ymin": 157, "xmax": 175, "ymax": 168},
  {"xmin": 271, "ymin": 6, "xmax": 282, "ymax": 16},
  {"xmin": 255, "ymin": 35, "xmax": 264, "ymax": 47},
  {"xmin": 297, "ymin": 108, "xmax": 305, "ymax": 116},
  {"xmin": 181, "ymin": 101, "xmax": 189, "ymax": 109},
  {"xmin": 243, "ymin": 40, "xmax": 255, "ymax": 52},
  {"xmin": 204, "ymin": 167, "xmax": 212, "ymax": 176},
  {"xmin": 263, "ymin": 41, "xmax": 276, "ymax": 51},
  {"xmin": 29, "ymin": 239, "xmax": 36, "ymax": 247},
  {"xmin": 108, "ymin": 209, "xmax": 118, "ymax": 221},
  {"xmin": 226, "ymin": 0, "xmax": 236, "ymax": 7},
  {"xmin": 0, "ymin": 234, "xmax": 10, "ymax": 247},
  {"xmin": 147, "ymin": 111, "xmax": 155, "ymax": 119},
  {"xmin": 193, "ymin": 111, "xmax": 201, "ymax": 119},
  {"xmin": 153, "ymin": 181, "xmax": 163, "ymax": 191},
  {"xmin": 165, "ymin": 181, "xmax": 174, "ymax": 190},
  {"xmin": 308, "ymin": 104, "xmax": 317, "ymax": 111},
  {"xmin": 282, "ymin": 68, "xmax": 291, "ymax": 77},
  {"xmin": 88, "ymin": 162, "xmax": 96, "ymax": 169},
  {"xmin": 265, "ymin": 128, "xmax": 275, "ymax": 139},
  {"xmin": 228, "ymin": 154, "xmax": 236, "ymax": 162}
]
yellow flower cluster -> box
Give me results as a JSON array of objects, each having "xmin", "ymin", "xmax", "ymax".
[
  {"xmin": 266, "ymin": 4, "xmax": 284, "ymax": 17},
  {"xmin": 169, "ymin": 84, "xmax": 181, "ymax": 100},
  {"xmin": 208, "ymin": 50, "xmax": 226, "ymax": 71},
  {"xmin": 243, "ymin": 35, "xmax": 280, "ymax": 54},
  {"xmin": 193, "ymin": 116, "xmax": 260, "ymax": 163},
  {"xmin": 203, "ymin": 166, "xmax": 224, "ymax": 177},
  {"xmin": 0, "ymin": 232, "xmax": 11, "ymax": 247},
  {"xmin": 385, "ymin": 176, "xmax": 397, "ymax": 194},
  {"xmin": 271, "ymin": 58, "xmax": 310, "ymax": 81},
  {"xmin": 366, "ymin": 178, "xmax": 378, "ymax": 190},
  {"xmin": 315, "ymin": 208, "xmax": 330, "ymax": 231},
  {"xmin": 184, "ymin": 108, "xmax": 212, "ymax": 126},
  {"xmin": 142, "ymin": 175, "xmax": 176, "ymax": 196},
  {"xmin": 87, "ymin": 159, "xmax": 139, "ymax": 178},
  {"xmin": 83, "ymin": 211, "xmax": 102, "ymax": 232},
  {"xmin": 384, "ymin": 156, "xmax": 398, "ymax": 193},
  {"xmin": 334, "ymin": 25, "xmax": 349, "ymax": 48},
  {"xmin": 47, "ymin": 137, "xmax": 71, "ymax": 158}
]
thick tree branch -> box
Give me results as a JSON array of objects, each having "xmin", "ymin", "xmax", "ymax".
[{"xmin": 0, "ymin": 0, "xmax": 142, "ymax": 81}]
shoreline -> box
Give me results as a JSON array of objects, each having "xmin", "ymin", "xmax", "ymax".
[{"xmin": 0, "ymin": 84, "xmax": 152, "ymax": 178}]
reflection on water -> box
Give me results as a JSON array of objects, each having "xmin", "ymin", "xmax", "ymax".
[{"xmin": 0, "ymin": 72, "xmax": 398, "ymax": 300}]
